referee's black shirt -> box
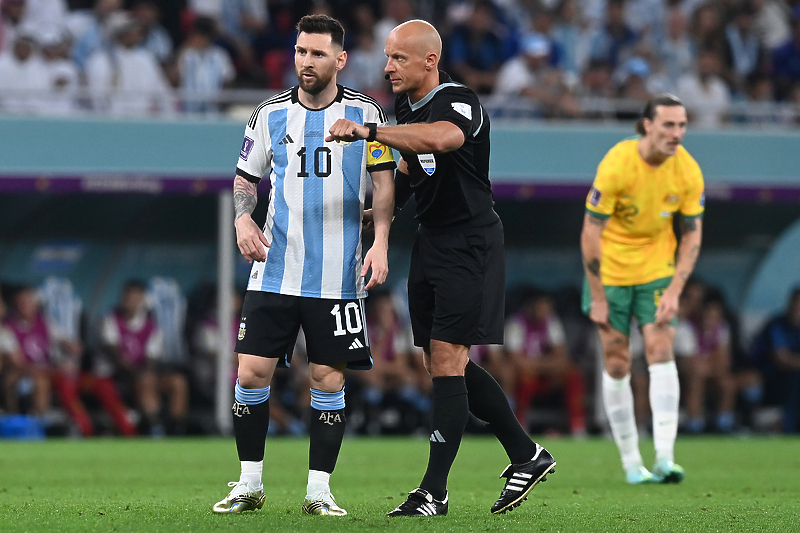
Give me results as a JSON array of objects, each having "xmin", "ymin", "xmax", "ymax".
[{"xmin": 395, "ymin": 71, "xmax": 495, "ymax": 228}]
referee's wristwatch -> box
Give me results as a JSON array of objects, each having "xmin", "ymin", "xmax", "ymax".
[{"xmin": 365, "ymin": 122, "xmax": 377, "ymax": 142}]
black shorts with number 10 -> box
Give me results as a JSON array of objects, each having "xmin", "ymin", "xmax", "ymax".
[
  {"xmin": 408, "ymin": 214, "xmax": 506, "ymax": 350},
  {"xmin": 235, "ymin": 291, "xmax": 372, "ymax": 370}
]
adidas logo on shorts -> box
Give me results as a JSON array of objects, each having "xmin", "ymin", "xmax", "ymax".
[{"xmin": 348, "ymin": 338, "xmax": 364, "ymax": 350}]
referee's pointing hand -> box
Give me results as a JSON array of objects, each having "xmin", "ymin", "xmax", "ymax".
[
  {"xmin": 326, "ymin": 119, "xmax": 368, "ymax": 143},
  {"xmin": 235, "ymin": 214, "xmax": 270, "ymax": 264}
]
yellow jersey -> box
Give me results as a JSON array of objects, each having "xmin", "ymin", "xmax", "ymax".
[{"xmin": 585, "ymin": 138, "xmax": 704, "ymax": 286}]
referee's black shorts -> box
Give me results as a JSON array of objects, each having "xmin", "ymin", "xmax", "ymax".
[{"xmin": 408, "ymin": 212, "xmax": 505, "ymax": 350}]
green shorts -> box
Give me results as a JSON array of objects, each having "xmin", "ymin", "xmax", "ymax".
[{"xmin": 581, "ymin": 276, "xmax": 677, "ymax": 336}]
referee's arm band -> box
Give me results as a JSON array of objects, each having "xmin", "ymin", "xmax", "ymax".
[{"xmin": 237, "ymin": 170, "xmax": 262, "ymax": 184}]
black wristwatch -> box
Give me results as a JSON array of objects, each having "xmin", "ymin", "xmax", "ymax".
[{"xmin": 365, "ymin": 122, "xmax": 377, "ymax": 142}]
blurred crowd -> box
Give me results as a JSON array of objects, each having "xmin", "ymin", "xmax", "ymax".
[
  {"xmin": 1, "ymin": 0, "xmax": 799, "ymax": 123},
  {"xmin": 1, "ymin": 275, "xmax": 799, "ymax": 438}
]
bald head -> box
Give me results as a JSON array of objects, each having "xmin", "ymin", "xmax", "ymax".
[
  {"xmin": 384, "ymin": 19, "xmax": 443, "ymax": 101},
  {"xmin": 388, "ymin": 19, "xmax": 442, "ymax": 59}
]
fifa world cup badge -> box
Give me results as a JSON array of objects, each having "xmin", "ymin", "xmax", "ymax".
[{"xmin": 238, "ymin": 321, "xmax": 246, "ymax": 341}]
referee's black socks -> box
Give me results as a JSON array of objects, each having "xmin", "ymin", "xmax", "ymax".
[
  {"xmin": 464, "ymin": 360, "xmax": 537, "ymax": 464},
  {"xmin": 420, "ymin": 376, "xmax": 469, "ymax": 501},
  {"xmin": 309, "ymin": 388, "xmax": 347, "ymax": 474},
  {"xmin": 232, "ymin": 380, "xmax": 271, "ymax": 462}
]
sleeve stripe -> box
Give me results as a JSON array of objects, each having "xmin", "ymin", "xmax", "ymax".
[
  {"xmin": 679, "ymin": 211, "xmax": 704, "ymax": 219},
  {"xmin": 236, "ymin": 169, "xmax": 262, "ymax": 184},
  {"xmin": 585, "ymin": 207, "xmax": 611, "ymax": 219},
  {"xmin": 342, "ymin": 89, "xmax": 388, "ymax": 123},
  {"xmin": 366, "ymin": 161, "xmax": 397, "ymax": 172},
  {"xmin": 248, "ymin": 90, "xmax": 293, "ymax": 128}
]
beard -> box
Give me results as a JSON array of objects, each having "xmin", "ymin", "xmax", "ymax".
[{"xmin": 296, "ymin": 68, "xmax": 334, "ymax": 96}]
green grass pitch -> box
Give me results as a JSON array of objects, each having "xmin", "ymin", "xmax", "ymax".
[{"xmin": 1, "ymin": 435, "xmax": 799, "ymax": 532}]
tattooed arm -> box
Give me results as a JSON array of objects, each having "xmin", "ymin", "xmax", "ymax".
[
  {"xmin": 655, "ymin": 215, "xmax": 703, "ymax": 326},
  {"xmin": 580, "ymin": 211, "xmax": 610, "ymax": 327},
  {"xmin": 233, "ymin": 174, "xmax": 270, "ymax": 264}
]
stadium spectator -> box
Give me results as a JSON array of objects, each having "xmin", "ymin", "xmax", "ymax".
[
  {"xmin": 684, "ymin": 299, "xmax": 737, "ymax": 433},
  {"xmin": 677, "ymin": 48, "xmax": 731, "ymax": 127},
  {"xmin": 575, "ymin": 58, "xmax": 616, "ymax": 118},
  {"xmin": 766, "ymin": 288, "xmax": 800, "ymax": 433},
  {"xmin": 3, "ymin": 285, "xmax": 93, "ymax": 435},
  {"xmin": 0, "ymin": 30, "xmax": 50, "ymax": 115},
  {"xmin": 185, "ymin": 0, "xmax": 268, "ymax": 84},
  {"xmin": 337, "ymin": 28, "xmax": 391, "ymax": 104},
  {"xmin": 771, "ymin": 6, "xmax": 800, "ymax": 100},
  {"xmin": 752, "ymin": 0, "xmax": 791, "ymax": 50},
  {"xmin": 615, "ymin": 56, "xmax": 654, "ymax": 105},
  {"xmin": 132, "ymin": 0, "xmax": 173, "ymax": 66},
  {"xmin": 551, "ymin": 0, "xmax": 591, "ymax": 88},
  {"xmin": 40, "ymin": 25, "xmax": 79, "ymax": 116},
  {"xmin": 723, "ymin": 2, "xmax": 765, "ymax": 95},
  {"xmin": 654, "ymin": 5, "xmax": 695, "ymax": 85},
  {"xmin": 447, "ymin": 0, "xmax": 508, "ymax": 94},
  {"xmin": 0, "ymin": 0, "xmax": 25, "ymax": 53},
  {"xmin": 586, "ymin": 0, "xmax": 638, "ymax": 68},
  {"xmin": 177, "ymin": 16, "xmax": 235, "ymax": 114},
  {"xmin": 98, "ymin": 280, "xmax": 168, "ymax": 436},
  {"xmin": 70, "ymin": 0, "xmax": 124, "ymax": 71},
  {"xmin": 690, "ymin": 2, "xmax": 727, "ymax": 58},
  {"xmin": 373, "ymin": 0, "xmax": 414, "ymax": 58},
  {"xmin": 0, "ymin": 285, "xmax": 22, "ymax": 412},
  {"xmin": 85, "ymin": 12, "xmax": 174, "ymax": 116},
  {"xmin": 505, "ymin": 290, "xmax": 587, "ymax": 436},
  {"xmin": 494, "ymin": 32, "xmax": 580, "ymax": 117},
  {"xmin": 623, "ymin": 0, "xmax": 666, "ymax": 37},
  {"xmin": 20, "ymin": 0, "xmax": 67, "ymax": 30}
]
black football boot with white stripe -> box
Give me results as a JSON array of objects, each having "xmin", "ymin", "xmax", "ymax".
[
  {"xmin": 387, "ymin": 488, "xmax": 448, "ymax": 517},
  {"xmin": 490, "ymin": 443, "xmax": 556, "ymax": 514}
]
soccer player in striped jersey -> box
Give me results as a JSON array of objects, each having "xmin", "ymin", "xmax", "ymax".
[
  {"xmin": 212, "ymin": 14, "xmax": 396, "ymax": 517},
  {"xmin": 581, "ymin": 94, "xmax": 704, "ymax": 484}
]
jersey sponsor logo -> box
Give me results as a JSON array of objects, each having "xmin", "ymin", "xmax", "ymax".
[
  {"xmin": 589, "ymin": 186, "xmax": 602, "ymax": 206},
  {"xmin": 240, "ymin": 136, "xmax": 255, "ymax": 161},
  {"xmin": 418, "ymin": 153, "xmax": 436, "ymax": 176},
  {"xmin": 238, "ymin": 320, "xmax": 246, "ymax": 341},
  {"xmin": 664, "ymin": 194, "xmax": 679, "ymax": 203},
  {"xmin": 278, "ymin": 134, "xmax": 294, "ymax": 145},
  {"xmin": 451, "ymin": 102, "xmax": 472, "ymax": 120}
]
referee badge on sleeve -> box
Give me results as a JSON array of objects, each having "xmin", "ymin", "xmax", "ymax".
[{"xmin": 418, "ymin": 153, "xmax": 436, "ymax": 176}]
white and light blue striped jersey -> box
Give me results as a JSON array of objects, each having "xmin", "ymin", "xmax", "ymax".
[{"xmin": 236, "ymin": 84, "xmax": 396, "ymax": 300}]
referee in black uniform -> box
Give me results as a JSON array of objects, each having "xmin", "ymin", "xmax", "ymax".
[{"xmin": 327, "ymin": 19, "xmax": 556, "ymax": 517}]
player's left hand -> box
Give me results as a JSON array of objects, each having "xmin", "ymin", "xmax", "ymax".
[
  {"xmin": 326, "ymin": 119, "xmax": 368, "ymax": 143},
  {"xmin": 362, "ymin": 244, "xmax": 388, "ymax": 290},
  {"xmin": 655, "ymin": 289, "xmax": 679, "ymax": 326}
]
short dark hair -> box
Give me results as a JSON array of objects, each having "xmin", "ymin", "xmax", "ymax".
[
  {"xmin": 635, "ymin": 93, "xmax": 684, "ymax": 135},
  {"xmin": 296, "ymin": 14, "xmax": 345, "ymax": 50}
]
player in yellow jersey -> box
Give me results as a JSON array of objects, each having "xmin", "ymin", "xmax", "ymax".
[{"xmin": 580, "ymin": 94, "xmax": 704, "ymax": 484}]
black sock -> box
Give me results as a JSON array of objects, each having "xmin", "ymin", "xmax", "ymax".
[
  {"xmin": 419, "ymin": 376, "xmax": 469, "ymax": 501},
  {"xmin": 309, "ymin": 407, "xmax": 346, "ymax": 473},
  {"xmin": 465, "ymin": 360, "xmax": 536, "ymax": 464},
  {"xmin": 232, "ymin": 399, "xmax": 270, "ymax": 461}
]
